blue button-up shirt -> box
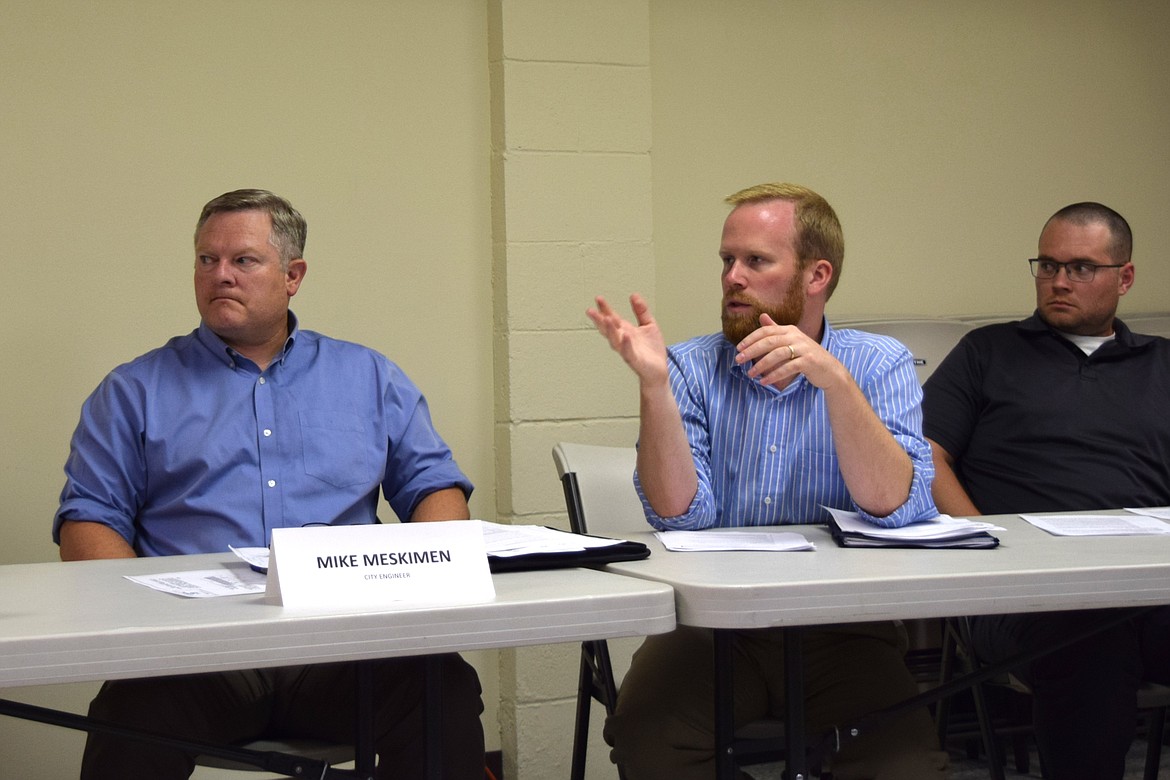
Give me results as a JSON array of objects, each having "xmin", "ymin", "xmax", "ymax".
[
  {"xmin": 55, "ymin": 314, "xmax": 472, "ymax": 557},
  {"xmin": 636, "ymin": 319, "xmax": 936, "ymax": 530}
]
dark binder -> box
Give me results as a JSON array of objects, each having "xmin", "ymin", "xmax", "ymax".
[
  {"xmin": 827, "ymin": 518, "xmax": 1000, "ymax": 550},
  {"xmin": 487, "ymin": 528, "xmax": 651, "ymax": 573}
]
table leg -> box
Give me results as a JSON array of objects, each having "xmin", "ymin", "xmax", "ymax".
[
  {"xmin": 785, "ymin": 626, "xmax": 808, "ymax": 780},
  {"xmin": 426, "ymin": 655, "xmax": 443, "ymax": 780},
  {"xmin": 352, "ymin": 656, "xmax": 442, "ymax": 778},
  {"xmin": 714, "ymin": 629, "xmax": 736, "ymax": 780},
  {"xmin": 355, "ymin": 660, "xmax": 376, "ymax": 778}
]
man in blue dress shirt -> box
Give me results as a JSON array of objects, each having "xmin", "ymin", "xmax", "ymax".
[
  {"xmin": 54, "ymin": 189, "xmax": 484, "ymax": 779},
  {"xmin": 588, "ymin": 183, "xmax": 947, "ymax": 779}
]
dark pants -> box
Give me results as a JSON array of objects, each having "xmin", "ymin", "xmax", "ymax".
[
  {"xmin": 971, "ymin": 606, "xmax": 1170, "ymax": 780},
  {"xmin": 604, "ymin": 622, "xmax": 948, "ymax": 780},
  {"xmin": 80, "ymin": 654, "xmax": 484, "ymax": 780}
]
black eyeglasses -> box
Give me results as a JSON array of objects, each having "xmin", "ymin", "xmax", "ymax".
[{"xmin": 1028, "ymin": 258, "xmax": 1127, "ymax": 283}]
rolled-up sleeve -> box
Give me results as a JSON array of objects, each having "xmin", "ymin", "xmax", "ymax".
[
  {"xmin": 54, "ymin": 371, "xmax": 146, "ymax": 547},
  {"xmin": 852, "ymin": 347, "xmax": 938, "ymax": 528},
  {"xmin": 379, "ymin": 366, "xmax": 473, "ymax": 522}
]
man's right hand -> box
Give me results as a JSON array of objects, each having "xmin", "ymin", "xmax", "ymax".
[
  {"xmin": 587, "ymin": 293, "xmax": 699, "ymax": 519},
  {"xmin": 586, "ymin": 294, "xmax": 669, "ymax": 387}
]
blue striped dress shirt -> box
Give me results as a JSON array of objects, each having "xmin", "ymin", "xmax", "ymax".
[{"xmin": 635, "ymin": 319, "xmax": 936, "ymax": 530}]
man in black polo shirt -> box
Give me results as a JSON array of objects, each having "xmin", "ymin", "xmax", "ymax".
[{"xmin": 922, "ymin": 201, "xmax": 1170, "ymax": 779}]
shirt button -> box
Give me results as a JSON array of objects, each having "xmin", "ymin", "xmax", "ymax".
[
  {"xmin": 263, "ymin": 429, "xmax": 272, "ymax": 437},
  {"xmin": 769, "ymin": 444, "xmax": 777, "ymax": 453},
  {"xmin": 763, "ymin": 496, "xmax": 772, "ymax": 505},
  {"xmin": 267, "ymin": 480, "xmax": 276, "ymax": 488},
  {"xmin": 258, "ymin": 377, "xmax": 267, "ymax": 385}
]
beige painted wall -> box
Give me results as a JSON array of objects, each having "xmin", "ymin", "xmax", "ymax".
[
  {"xmin": 651, "ymin": 0, "xmax": 1170, "ymax": 343},
  {"xmin": 1, "ymin": 1, "xmax": 1168, "ymax": 778}
]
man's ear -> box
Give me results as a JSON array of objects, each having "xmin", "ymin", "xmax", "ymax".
[
  {"xmin": 286, "ymin": 258, "xmax": 308, "ymax": 297},
  {"xmin": 805, "ymin": 258, "xmax": 834, "ymax": 296},
  {"xmin": 1117, "ymin": 262, "xmax": 1135, "ymax": 297}
]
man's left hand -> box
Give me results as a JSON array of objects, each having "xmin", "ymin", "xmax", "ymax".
[{"xmin": 734, "ymin": 313, "xmax": 848, "ymax": 390}]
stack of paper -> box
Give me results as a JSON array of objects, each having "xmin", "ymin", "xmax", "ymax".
[
  {"xmin": 826, "ymin": 508, "xmax": 1003, "ymax": 549},
  {"xmin": 480, "ymin": 522, "xmax": 624, "ymax": 557}
]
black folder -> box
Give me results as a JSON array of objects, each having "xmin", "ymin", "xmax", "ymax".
[
  {"xmin": 827, "ymin": 518, "xmax": 1000, "ymax": 549},
  {"xmin": 487, "ymin": 528, "xmax": 651, "ymax": 572}
]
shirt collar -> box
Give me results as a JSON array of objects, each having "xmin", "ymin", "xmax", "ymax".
[
  {"xmin": 195, "ymin": 311, "xmax": 300, "ymax": 369},
  {"xmin": 1020, "ymin": 310, "xmax": 1155, "ymax": 353}
]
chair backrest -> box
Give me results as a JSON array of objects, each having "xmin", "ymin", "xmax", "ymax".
[
  {"xmin": 841, "ymin": 318, "xmax": 975, "ymax": 385},
  {"xmin": 957, "ymin": 314, "xmax": 1016, "ymax": 327},
  {"xmin": 1124, "ymin": 314, "xmax": 1170, "ymax": 339},
  {"xmin": 552, "ymin": 442, "xmax": 647, "ymax": 537}
]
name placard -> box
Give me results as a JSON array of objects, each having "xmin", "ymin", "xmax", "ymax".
[{"xmin": 266, "ymin": 520, "xmax": 495, "ymax": 609}]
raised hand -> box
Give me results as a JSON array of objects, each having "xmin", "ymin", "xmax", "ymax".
[{"xmin": 587, "ymin": 293, "xmax": 669, "ymax": 386}]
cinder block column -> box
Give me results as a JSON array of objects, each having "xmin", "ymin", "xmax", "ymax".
[{"xmin": 488, "ymin": 1, "xmax": 652, "ymax": 777}]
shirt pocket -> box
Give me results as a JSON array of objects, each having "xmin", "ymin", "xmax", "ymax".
[{"xmin": 299, "ymin": 410, "xmax": 380, "ymax": 488}]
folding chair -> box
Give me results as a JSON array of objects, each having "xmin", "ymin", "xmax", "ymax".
[
  {"xmin": 196, "ymin": 739, "xmax": 354, "ymax": 773},
  {"xmin": 839, "ymin": 318, "xmax": 974, "ymax": 385}
]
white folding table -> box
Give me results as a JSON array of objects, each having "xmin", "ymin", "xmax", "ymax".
[
  {"xmin": 604, "ymin": 513, "xmax": 1170, "ymax": 779},
  {"xmin": 0, "ymin": 553, "xmax": 676, "ymax": 778}
]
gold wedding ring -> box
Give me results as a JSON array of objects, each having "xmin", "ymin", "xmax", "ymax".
[{"xmin": 787, "ymin": 344, "xmax": 796, "ymax": 361}]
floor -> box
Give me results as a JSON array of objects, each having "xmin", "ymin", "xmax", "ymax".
[{"xmin": 745, "ymin": 737, "xmax": 1169, "ymax": 779}]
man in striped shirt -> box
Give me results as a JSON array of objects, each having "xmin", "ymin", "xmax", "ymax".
[{"xmin": 588, "ymin": 183, "xmax": 946, "ymax": 779}]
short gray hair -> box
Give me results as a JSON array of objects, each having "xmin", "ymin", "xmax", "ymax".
[{"xmin": 195, "ymin": 189, "xmax": 307, "ymax": 268}]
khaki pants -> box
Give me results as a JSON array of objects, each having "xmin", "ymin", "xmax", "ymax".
[
  {"xmin": 80, "ymin": 654, "xmax": 484, "ymax": 780},
  {"xmin": 605, "ymin": 623, "xmax": 948, "ymax": 780}
]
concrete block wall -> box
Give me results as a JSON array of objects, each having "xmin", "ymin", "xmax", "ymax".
[{"xmin": 489, "ymin": 1, "xmax": 652, "ymax": 776}]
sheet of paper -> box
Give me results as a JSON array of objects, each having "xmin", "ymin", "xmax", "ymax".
[
  {"xmin": 655, "ymin": 530, "xmax": 814, "ymax": 552},
  {"xmin": 825, "ymin": 507, "xmax": 1003, "ymax": 540},
  {"xmin": 1022, "ymin": 513, "xmax": 1170, "ymax": 537},
  {"xmin": 1126, "ymin": 506, "xmax": 1170, "ymax": 521},
  {"xmin": 230, "ymin": 545, "xmax": 269, "ymax": 569},
  {"xmin": 125, "ymin": 567, "xmax": 267, "ymax": 598},
  {"xmin": 480, "ymin": 522, "xmax": 624, "ymax": 557}
]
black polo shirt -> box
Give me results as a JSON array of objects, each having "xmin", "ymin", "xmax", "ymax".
[{"xmin": 922, "ymin": 312, "xmax": 1170, "ymax": 515}]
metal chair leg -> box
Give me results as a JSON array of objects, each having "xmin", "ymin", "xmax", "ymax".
[
  {"xmin": 571, "ymin": 640, "xmax": 627, "ymax": 780},
  {"xmin": 1144, "ymin": 704, "xmax": 1166, "ymax": 780}
]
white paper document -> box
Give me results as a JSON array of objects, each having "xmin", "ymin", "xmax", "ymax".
[
  {"xmin": 825, "ymin": 507, "xmax": 1004, "ymax": 541},
  {"xmin": 1126, "ymin": 506, "xmax": 1170, "ymax": 522},
  {"xmin": 1022, "ymin": 513, "xmax": 1170, "ymax": 537},
  {"xmin": 655, "ymin": 529, "xmax": 814, "ymax": 552},
  {"xmin": 230, "ymin": 545, "xmax": 269, "ymax": 569},
  {"xmin": 125, "ymin": 566, "xmax": 267, "ymax": 598},
  {"xmin": 481, "ymin": 522, "xmax": 625, "ymax": 557}
]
